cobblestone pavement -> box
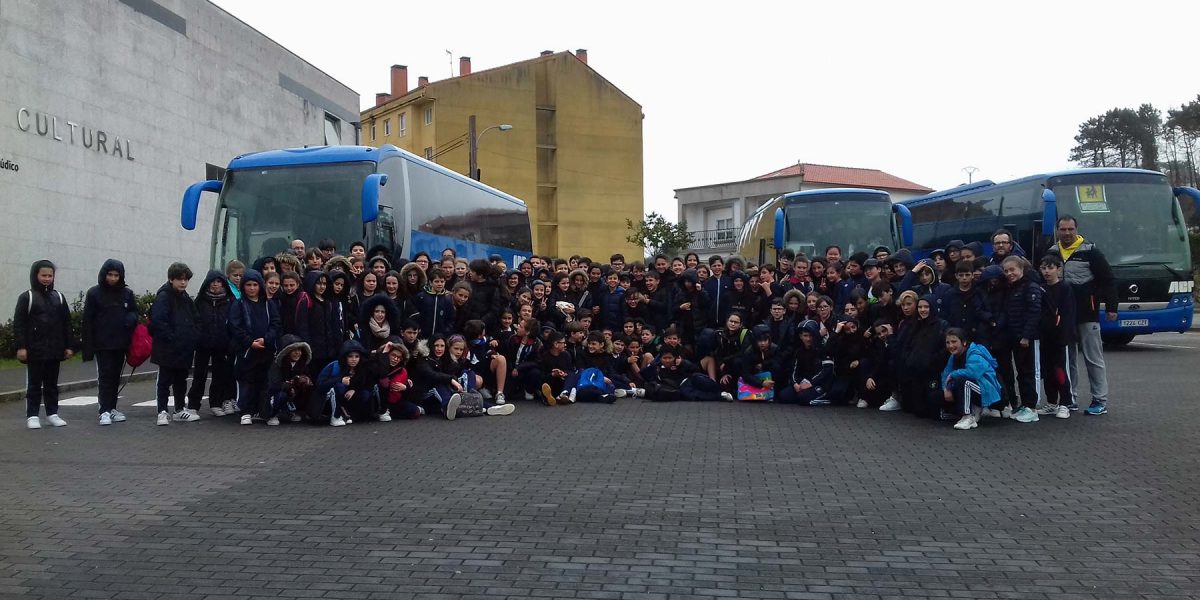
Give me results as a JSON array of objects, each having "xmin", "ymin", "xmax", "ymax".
[{"xmin": 2, "ymin": 333, "xmax": 1199, "ymax": 599}]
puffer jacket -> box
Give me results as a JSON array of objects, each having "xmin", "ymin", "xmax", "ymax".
[
  {"xmin": 1046, "ymin": 239, "xmax": 1118, "ymax": 323},
  {"xmin": 82, "ymin": 258, "xmax": 138, "ymax": 358},
  {"xmin": 149, "ymin": 281, "xmax": 200, "ymax": 369},
  {"xmin": 13, "ymin": 260, "xmax": 72, "ymax": 361},
  {"xmin": 1001, "ymin": 276, "xmax": 1044, "ymax": 343},
  {"xmin": 941, "ymin": 342, "xmax": 1001, "ymax": 407},
  {"xmin": 194, "ymin": 270, "xmax": 232, "ymax": 352}
]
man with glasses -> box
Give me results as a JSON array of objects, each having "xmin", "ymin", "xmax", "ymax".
[{"xmin": 990, "ymin": 229, "xmax": 1015, "ymax": 266}]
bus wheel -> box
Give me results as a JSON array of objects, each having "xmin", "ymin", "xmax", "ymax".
[{"xmin": 1103, "ymin": 334, "xmax": 1135, "ymax": 346}]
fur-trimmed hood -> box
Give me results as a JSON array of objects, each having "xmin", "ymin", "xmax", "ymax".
[
  {"xmin": 324, "ymin": 255, "xmax": 353, "ymax": 274},
  {"xmin": 400, "ymin": 261, "xmax": 428, "ymax": 296},
  {"xmin": 274, "ymin": 334, "xmax": 312, "ymax": 368}
]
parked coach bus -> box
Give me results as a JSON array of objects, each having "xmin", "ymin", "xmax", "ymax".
[
  {"xmin": 901, "ymin": 168, "xmax": 1199, "ymax": 344},
  {"xmin": 180, "ymin": 144, "xmax": 533, "ymax": 269},
  {"xmin": 736, "ymin": 188, "xmax": 913, "ymax": 265}
]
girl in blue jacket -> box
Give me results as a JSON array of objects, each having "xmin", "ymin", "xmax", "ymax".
[{"xmin": 941, "ymin": 327, "xmax": 1003, "ymax": 431}]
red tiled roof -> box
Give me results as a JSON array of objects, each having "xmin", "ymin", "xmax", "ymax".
[{"xmin": 754, "ymin": 163, "xmax": 933, "ymax": 192}]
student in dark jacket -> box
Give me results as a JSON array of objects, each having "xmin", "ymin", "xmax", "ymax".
[
  {"xmin": 277, "ymin": 271, "xmax": 308, "ymax": 337},
  {"xmin": 463, "ymin": 259, "xmax": 509, "ymax": 335},
  {"xmin": 538, "ymin": 331, "xmax": 577, "ymax": 404},
  {"xmin": 228, "ymin": 269, "xmax": 281, "ymax": 425},
  {"xmin": 1036, "ymin": 255, "xmax": 1077, "ymax": 419},
  {"xmin": 639, "ymin": 346, "xmax": 725, "ymax": 402},
  {"xmin": 862, "ymin": 319, "xmax": 897, "ymax": 410},
  {"xmin": 910, "ymin": 261, "xmax": 952, "ymax": 316},
  {"xmin": 266, "ymin": 334, "xmax": 312, "ymax": 425},
  {"xmin": 188, "ymin": 270, "xmax": 235, "ymax": 418},
  {"xmin": 674, "ymin": 269, "xmax": 711, "ymax": 349},
  {"xmin": 941, "ymin": 261, "xmax": 991, "ymax": 345},
  {"xmin": 407, "ymin": 337, "xmax": 461, "ymax": 418},
  {"xmin": 317, "ymin": 339, "xmax": 376, "ymax": 425},
  {"xmin": 82, "ymin": 258, "xmax": 138, "ymax": 425},
  {"xmin": 639, "ymin": 270, "xmax": 673, "ymax": 332},
  {"xmin": 999, "ymin": 256, "xmax": 1044, "ymax": 423},
  {"xmin": 733, "ymin": 325, "xmax": 783, "ymax": 393},
  {"xmin": 900, "ymin": 296, "xmax": 949, "ymax": 419},
  {"xmin": 327, "ymin": 270, "xmax": 353, "ymax": 343},
  {"xmin": 593, "ymin": 271, "xmax": 626, "ymax": 332},
  {"xmin": 416, "ymin": 267, "xmax": 455, "ymax": 339},
  {"xmin": 504, "ymin": 317, "xmax": 544, "ymax": 401},
  {"xmin": 150, "ymin": 263, "xmax": 201, "ymax": 425},
  {"xmin": 15, "ymin": 260, "xmax": 73, "ymax": 429},
  {"xmin": 301, "ymin": 270, "xmax": 337, "ymax": 380},
  {"xmin": 777, "ymin": 319, "xmax": 834, "ymax": 405},
  {"xmin": 827, "ymin": 316, "xmax": 868, "ymax": 406},
  {"xmin": 360, "ymin": 295, "xmax": 400, "ymax": 352}
]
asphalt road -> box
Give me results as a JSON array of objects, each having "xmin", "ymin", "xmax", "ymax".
[{"xmin": 2, "ymin": 332, "xmax": 1199, "ymax": 599}]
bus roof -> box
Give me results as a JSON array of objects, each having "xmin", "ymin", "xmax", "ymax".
[
  {"xmin": 902, "ymin": 167, "xmax": 1166, "ymax": 207},
  {"xmin": 782, "ymin": 188, "xmax": 889, "ymax": 204},
  {"xmin": 226, "ymin": 144, "xmax": 527, "ymax": 208}
]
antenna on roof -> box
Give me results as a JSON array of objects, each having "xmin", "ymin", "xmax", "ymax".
[
  {"xmin": 445, "ymin": 49, "xmax": 453, "ymax": 76},
  {"xmin": 962, "ymin": 166, "xmax": 979, "ymax": 184}
]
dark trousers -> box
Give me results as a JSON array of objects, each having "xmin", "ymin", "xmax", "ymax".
[
  {"xmin": 236, "ymin": 368, "xmax": 269, "ymax": 417},
  {"xmin": 1040, "ymin": 341, "xmax": 1070, "ymax": 407},
  {"xmin": 513, "ymin": 363, "xmax": 542, "ymax": 395},
  {"xmin": 95, "ymin": 350, "xmax": 125, "ymax": 414},
  {"xmin": 949, "ymin": 378, "xmax": 982, "ymax": 416},
  {"xmin": 188, "ymin": 349, "xmax": 233, "ymax": 410},
  {"xmin": 1013, "ymin": 341, "xmax": 1041, "ymax": 409},
  {"xmin": 857, "ymin": 373, "xmax": 892, "ymax": 407},
  {"xmin": 25, "ymin": 359, "xmax": 61, "ymax": 418},
  {"xmin": 156, "ymin": 366, "xmax": 190, "ymax": 413},
  {"xmin": 991, "ymin": 341, "xmax": 1017, "ymax": 409}
]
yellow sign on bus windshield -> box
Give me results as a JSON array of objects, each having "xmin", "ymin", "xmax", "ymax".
[{"xmin": 1075, "ymin": 184, "xmax": 1109, "ymax": 213}]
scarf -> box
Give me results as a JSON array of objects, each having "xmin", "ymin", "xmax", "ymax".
[
  {"xmin": 369, "ymin": 318, "xmax": 391, "ymax": 339},
  {"xmin": 1058, "ymin": 235, "xmax": 1085, "ymax": 261},
  {"xmin": 205, "ymin": 288, "xmax": 228, "ymax": 302}
]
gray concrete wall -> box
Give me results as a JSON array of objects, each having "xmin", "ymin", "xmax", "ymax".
[{"xmin": 0, "ymin": 0, "xmax": 358, "ymax": 304}]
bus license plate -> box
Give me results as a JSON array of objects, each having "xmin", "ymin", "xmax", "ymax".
[{"xmin": 1120, "ymin": 319, "xmax": 1148, "ymax": 328}]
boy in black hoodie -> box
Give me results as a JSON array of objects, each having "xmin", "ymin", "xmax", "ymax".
[
  {"xmin": 228, "ymin": 269, "xmax": 281, "ymax": 425},
  {"xmin": 1036, "ymin": 255, "xmax": 1077, "ymax": 420},
  {"xmin": 188, "ymin": 270, "xmax": 235, "ymax": 418},
  {"xmin": 82, "ymin": 259, "xmax": 138, "ymax": 425},
  {"xmin": 15, "ymin": 260, "xmax": 73, "ymax": 429},
  {"xmin": 150, "ymin": 263, "xmax": 201, "ymax": 426},
  {"xmin": 538, "ymin": 331, "xmax": 576, "ymax": 405}
]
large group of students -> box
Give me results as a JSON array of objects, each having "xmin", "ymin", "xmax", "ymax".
[{"xmin": 15, "ymin": 214, "xmax": 1118, "ymax": 432}]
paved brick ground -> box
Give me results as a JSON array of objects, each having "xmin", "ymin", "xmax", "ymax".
[{"xmin": 2, "ymin": 333, "xmax": 1199, "ymax": 599}]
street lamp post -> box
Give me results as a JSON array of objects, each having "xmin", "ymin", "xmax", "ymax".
[{"xmin": 467, "ymin": 114, "xmax": 512, "ymax": 181}]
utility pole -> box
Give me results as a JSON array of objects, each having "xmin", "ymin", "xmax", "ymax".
[{"xmin": 467, "ymin": 114, "xmax": 478, "ymax": 180}]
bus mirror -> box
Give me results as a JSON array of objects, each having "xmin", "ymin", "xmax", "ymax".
[
  {"xmin": 1040, "ymin": 188, "xmax": 1057, "ymax": 236},
  {"xmin": 361, "ymin": 173, "xmax": 388, "ymax": 223},
  {"xmin": 892, "ymin": 203, "xmax": 913, "ymax": 247},
  {"xmin": 1174, "ymin": 186, "xmax": 1200, "ymax": 212},
  {"xmin": 181, "ymin": 180, "xmax": 222, "ymax": 231},
  {"xmin": 773, "ymin": 207, "xmax": 785, "ymax": 251}
]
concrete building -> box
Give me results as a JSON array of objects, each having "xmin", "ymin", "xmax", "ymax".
[
  {"xmin": 0, "ymin": 0, "xmax": 358, "ymax": 301},
  {"xmin": 360, "ymin": 51, "xmax": 644, "ymax": 260},
  {"xmin": 675, "ymin": 162, "xmax": 933, "ymax": 256}
]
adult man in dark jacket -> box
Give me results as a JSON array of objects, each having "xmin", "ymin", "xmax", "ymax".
[{"xmin": 1046, "ymin": 214, "xmax": 1118, "ymax": 415}]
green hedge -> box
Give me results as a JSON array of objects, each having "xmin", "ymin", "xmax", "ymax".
[{"xmin": 0, "ymin": 291, "xmax": 156, "ymax": 359}]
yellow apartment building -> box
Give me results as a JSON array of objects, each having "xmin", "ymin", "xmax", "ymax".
[{"xmin": 360, "ymin": 50, "xmax": 644, "ymax": 259}]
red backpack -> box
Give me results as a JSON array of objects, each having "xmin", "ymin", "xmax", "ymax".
[{"xmin": 127, "ymin": 322, "xmax": 152, "ymax": 368}]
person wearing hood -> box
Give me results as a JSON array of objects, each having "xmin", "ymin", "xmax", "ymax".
[
  {"xmin": 301, "ymin": 270, "xmax": 337, "ymax": 380},
  {"xmin": 326, "ymin": 270, "xmax": 353, "ymax": 343},
  {"xmin": 377, "ymin": 340, "xmax": 422, "ymax": 420},
  {"xmin": 82, "ymin": 258, "xmax": 139, "ymax": 425},
  {"xmin": 317, "ymin": 339, "xmax": 377, "ymax": 426},
  {"xmin": 733, "ymin": 324, "xmax": 783, "ymax": 396},
  {"xmin": 368, "ymin": 255, "xmax": 391, "ymax": 279},
  {"xmin": 910, "ymin": 260, "xmax": 952, "ymax": 316},
  {"xmin": 15, "ymin": 260, "xmax": 73, "ymax": 429},
  {"xmin": 941, "ymin": 327, "xmax": 1003, "ymax": 430},
  {"xmin": 396, "ymin": 261, "xmax": 426, "ymax": 324},
  {"xmin": 941, "ymin": 240, "xmax": 965, "ymax": 286},
  {"xmin": 827, "ymin": 315, "xmax": 867, "ymax": 406},
  {"xmin": 277, "ymin": 271, "xmax": 309, "ymax": 338},
  {"xmin": 360, "ymin": 294, "xmax": 400, "ymax": 353},
  {"xmin": 266, "ymin": 334, "xmax": 313, "ymax": 425},
  {"xmin": 228, "ymin": 269, "xmax": 281, "ymax": 425},
  {"xmin": 900, "ymin": 295, "xmax": 950, "ymax": 419},
  {"xmin": 150, "ymin": 263, "xmax": 202, "ymax": 425},
  {"xmin": 886, "ymin": 248, "xmax": 918, "ymax": 294},
  {"xmin": 776, "ymin": 319, "xmax": 834, "ymax": 406},
  {"xmin": 959, "ymin": 241, "xmax": 983, "ymax": 265},
  {"xmin": 188, "ymin": 270, "xmax": 236, "ymax": 418},
  {"xmin": 674, "ymin": 269, "xmax": 711, "ymax": 349},
  {"xmin": 323, "ymin": 255, "xmax": 353, "ymax": 275}
]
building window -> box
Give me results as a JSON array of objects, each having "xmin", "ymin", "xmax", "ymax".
[
  {"xmin": 424, "ymin": 147, "xmax": 434, "ymax": 160},
  {"xmin": 715, "ymin": 217, "xmax": 735, "ymax": 241},
  {"xmin": 370, "ymin": 122, "xmax": 376, "ymax": 141},
  {"xmin": 424, "ymin": 107, "xmax": 433, "ymax": 125},
  {"xmin": 383, "ymin": 119, "xmax": 391, "ymax": 136},
  {"xmin": 399, "ymin": 113, "xmax": 408, "ymax": 137},
  {"xmin": 324, "ymin": 114, "xmax": 341, "ymax": 145}
]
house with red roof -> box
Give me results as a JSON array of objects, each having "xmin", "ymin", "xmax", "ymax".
[{"xmin": 674, "ymin": 162, "xmax": 932, "ymax": 256}]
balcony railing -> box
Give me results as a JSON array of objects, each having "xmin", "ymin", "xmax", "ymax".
[{"xmin": 690, "ymin": 228, "xmax": 737, "ymax": 249}]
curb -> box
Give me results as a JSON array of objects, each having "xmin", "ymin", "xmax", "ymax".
[{"xmin": 0, "ymin": 370, "xmax": 158, "ymax": 403}]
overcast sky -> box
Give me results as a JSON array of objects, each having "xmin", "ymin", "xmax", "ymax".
[{"xmin": 213, "ymin": 0, "xmax": 1199, "ymax": 221}]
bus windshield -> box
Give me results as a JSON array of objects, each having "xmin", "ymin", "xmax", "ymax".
[
  {"xmin": 213, "ymin": 162, "xmax": 375, "ymax": 266},
  {"xmin": 1050, "ymin": 174, "xmax": 1190, "ymax": 271},
  {"xmin": 784, "ymin": 196, "xmax": 896, "ymax": 258}
]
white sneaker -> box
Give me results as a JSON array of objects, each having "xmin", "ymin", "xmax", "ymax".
[
  {"xmin": 1036, "ymin": 404, "xmax": 1059, "ymax": 416},
  {"xmin": 633, "ymin": 388, "xmax": 646, "ymax": 398},
  {"xmin": 109, "ymin": 409, "xmax": 126, "ymax": 422},
  {"xmin": 1001, "ymin": 406, "xmax": 1014, "ymax": 419},
  {"xmin": 487, "ymin": 403, "xmax": 515, "ymax": 416},
  {"xmin": 879, "ymin": 398, "xmax": 902, "ymax": 412},
  {"xmin": 378, "ymin": 412, "xmax": 392, "ymax": 422},
  {"xmin": 524, "ymin": 391, "xmax": 535, "ymax": 401},
  {"xmin": 495, "ymin": 392, "xmax": 506, "ymax": 405},
  {"xmin": 157, "ymin": 411, "xmax": 170, "ymax": 426},
  {"xmin": 614, "ymin": 388, "xmax": 629, "ymax": 398},
  {"xmin": 99, "ymin": 412, "xmax": 112, "ymax": 426},
  {"xmin": 289, "ymin": 414, "xmax": 302, "ymax": 423},
  {"xmin": 209, "ymin": 406, "xmax": 227, "ymax": 417},
  {"xmin": 329, "ymin": 416, "xmax": 346, "ymax": 427},
  {"xmin": 266, "ymin": 416, "xmax": 280, "ymax": 426},
  {"xmin": 953, "ymin": 415, "xmax": 978, "ymax": 430},
  {"xmin": 239, "ymin": 414, "xmax": 252, "ymax": 426},
  {"xmin": 221, "ymin": 400, "xmax": 236, "ymax": 415},
  {"xmin": 46, "ymin": 414, "xmax": 67, "ymax": 427},
  {"xmin": 1012, "ymin": 406, "xmax": 1040, "ymax": 423},
  {"xmin": 982, "ymin": 408, "xmax": 1002, "ymax": 418},
  {"xmin": 174, "ymin": 409, "xmax": 200, "ymax": 422},
  {"xmin": 1056, "ymin": 405, "xmax": 1070, "ymax": 419},
  {"xmin": 26, "ymin": 416, "xmax": 41, "ymax": 429},
  {"xmin": 720, "ymin": 391, "xmax": 734, "ymax": 402},
  {"xmin": 856, "ymin": 399, "xmax": 869, "ymax": 409},
  {"xmin": 445, "ymin": 393, "xmax": 462, "ymax": 420},
  {"xmin": 567, "ymin": 388, "xmax": 577, "ymax": 404}
]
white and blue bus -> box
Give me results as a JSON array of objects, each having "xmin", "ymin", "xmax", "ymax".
[
  {"xmin": 180, "ymin": 144, "xmax": 533, "ymax": 268},
  {"xmin": 901, "ymin": 168, "xmax": 1199, "ymax": 343},
  {"xmin": 737, "ymin": 188, "xmax": 913, "ymax": 264}
]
